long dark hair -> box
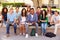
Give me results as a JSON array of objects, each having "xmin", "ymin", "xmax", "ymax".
[
  {"xmin": 2, "ymin": 7, "xmax": 8, "ymax": 14},
  {"xmin": 41, "ymin": 10, "xmax": 47, "ymax": 19},
  {"xmin": 21, "ymin": 8, "xmax": 27, "ymax": 17}
]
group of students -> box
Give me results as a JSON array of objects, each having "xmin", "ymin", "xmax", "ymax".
[{"xmin": 0, "ymin": 6, "xmax": 60, "ymax": 38}]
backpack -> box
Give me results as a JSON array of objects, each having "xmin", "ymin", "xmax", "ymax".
[
  {"xmin": 30, "ymin": 28, "xmax": 36, "ymax": 36},
  {"xmin": 45, "ymin": 32, "xmax": 56, "ymax": 38}
]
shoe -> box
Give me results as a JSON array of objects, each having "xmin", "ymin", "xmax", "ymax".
[
  {"xmin": 25, "ymin": 34, "xmax": 28, "ymax": 38},
  {"xmin": 35, "ymin": 33, "xmax": 38, "ymax": 37}
]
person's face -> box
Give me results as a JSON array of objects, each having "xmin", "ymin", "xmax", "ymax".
[
  {"xmin": 30, "ymin": 10, "xmax": 34, "ymax": 15},
  {"xmin": 27, "ymin": 8, "xmax": 30, "ymax": 12},
  {"xmin": 23, "ymin": 10, "xmax": 26, "ymax": 16},
  {"xmin": 37, "ymin": 8, "xmax": 41, "ymax": 13},
  {"xmin": 48, "ymin": 7, "xmax": 51, "ymax": 10},
  {"xmin": 43, "ymin": 11, "xmax": 45, "ymax": 15},
  {"xmin": 16, "ymin": 8, "xmax": 19, "ymax": 12},
  {"xmin": 10, "ymin": 9, "xmax": 13, "ymax": 14},
  {"xmin": 4, "ymin": 9, "xmax": 7, "ymax": 12},
  {"xmin": 54, "ymin": 12, "xmax": 58, "ymax": 16}
]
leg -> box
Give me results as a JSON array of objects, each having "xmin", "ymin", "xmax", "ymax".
[
  {"xmin": 25, "ymin": 23, "xmax": 29, "ymax": 34},
  {"xmin": 41, "ymin": 23, "xmax": 44, "ymax": 35},
  {"xmin": 35, "ymin": 23, "xmax": 38, "ymax": 37},
  {"xmin": 6, "ymin": 23, "xmax": 10, "ymax": 34},
  {"xmin": 54, "ymin": 24, "xmax": 60, "ymax": 34},
  {"xmin": 14, "ymin": 23, "xmax": 17, "ymax": 34},
  {"xmin": 22, "ymin": 24, "xmax": 25, "ymax": 35},
  {"xmin": 20, "ymin": 24, "xmax": 23, "ymax": 34},
  {"xmin": 44, "ymin": 23, "xmax": 47, "ymax": 34},
  {"xmin": 35, "ymin": 23, "xmax": 38, "ymax": 33},
  {"xmin": 25, "ymin": 23, "xmax": 29, "ymax": 38}
]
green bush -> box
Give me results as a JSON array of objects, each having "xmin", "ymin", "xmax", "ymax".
[{"xmin": 2, "ymin": 3, "xmax": 25, "ymax": 7}]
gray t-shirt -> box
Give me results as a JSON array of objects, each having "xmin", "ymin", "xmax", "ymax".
[{"xmin": 52, "ymin": 15, "xmax": 60, "ymax": 23}]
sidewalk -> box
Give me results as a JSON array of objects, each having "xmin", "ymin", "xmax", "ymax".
[{"xmin": 0, "ymin": 27, "xmax": 60, "ymax": 40}]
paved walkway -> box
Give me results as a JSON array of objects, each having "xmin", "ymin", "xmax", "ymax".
[{"xmin": 0, "ymin": 27, "xmax": 60, "ymax": 40}]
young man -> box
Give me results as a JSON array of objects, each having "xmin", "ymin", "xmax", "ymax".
[
  {"xmin": 6, "ymin": 8, "xmax": 17, "ymax": 37},
  {"xmin": 51, "ymin": 11, "xmax": 60, "ymax": 34},
  {"xmin": 26, "ymin": 8, "xmax": 38, "ymax": 38},
  {"xmin": 15, "ymin": 7, "xmax": 21, "ymax": 25}
]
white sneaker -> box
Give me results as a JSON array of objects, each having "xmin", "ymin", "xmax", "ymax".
[
  {"xmin": 25, "ymin": 34, "xmax": 28, "ymax": 38},
  {"xmin": 35, "ymin": 33, "xmax": 38, "ymax": 37}
]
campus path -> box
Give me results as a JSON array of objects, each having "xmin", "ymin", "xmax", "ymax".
[{"xmin": 0, "ymin": 27, "xmax": 60, "ymax": 40}]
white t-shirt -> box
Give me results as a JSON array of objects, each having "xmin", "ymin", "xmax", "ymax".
[
  {"xmin": 31, "ymin": 14, "xmax": 34, "ymax": 18},
  {"xmin": 0, "ymin": 15, "xmax": 2, "ymax": 20},
  {"xmin": 47, "ymin": 14, "xmax": 51, "ymax": 22},
  {"xmin": 20, "ymin": 17, "xmax": 26, "ymax": 24},
  {"xmin": 52, "ymin": 15, "xmax": 60, "ymax": 23}
]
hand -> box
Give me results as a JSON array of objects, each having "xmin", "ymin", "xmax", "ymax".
[{"xmin": 12, "ymin": 23, "xmax": 14, "ymax": 25}]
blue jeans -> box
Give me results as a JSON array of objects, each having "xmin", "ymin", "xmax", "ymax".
[
  {"xmin": 6, "ymin": 21, "xmax": 17, "ymax": 34},
  {"xmin": 41, "ymin": 23, "xmax": 47, "ymax": 34}
]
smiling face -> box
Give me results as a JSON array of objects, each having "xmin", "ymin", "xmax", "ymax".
[
  {"xmin": 16, "ymin": 7, "xmax": 19, "ymax": 13},
  {"xmin": 22, "ymin": 10, "xmax": 26, "ymax": 16},
  {"xmin": 54, "ymin": 11, "xmax": 59, "ymax": 16},
  {"xmin": 9, "ymin": 8, "xmax": 14, "ymax": 14},
  {"xmin": 30, "ymin": 9, "xmax": 34, "ymax": 15},
  {"xmin": 37, "ymin": 8, "xmax": 41, "ymax": 13}
]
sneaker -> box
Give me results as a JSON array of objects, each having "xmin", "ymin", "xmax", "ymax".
[
  {"xmin": 35, "ymin": 33, "xmax": 38, "ymax": 37},
  {"xmin": 25, "ymin": 34, "xmax": 28, "ymax": 38}
]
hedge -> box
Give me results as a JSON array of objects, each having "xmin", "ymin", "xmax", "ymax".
[{"xmin": 2, "ymin": 3, "xmax": 25, "ymax": 7}]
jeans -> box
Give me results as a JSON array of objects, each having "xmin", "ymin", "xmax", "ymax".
[
  {"xmin": 25, "ymin": 23, "xmax": 38, "ymax": 33},
  {"xmin": 6, "ymin": 21, "xmax": 17, "ymax": 34},
  {"xmin": 41, "ymin": 23, "xmax": 47, "ymax": 34}
]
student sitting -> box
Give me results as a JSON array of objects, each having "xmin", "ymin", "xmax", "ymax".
[
  {"xmin": 27, "ymin": 8, "xmax": 39, "ymax": 38},
  {"xmin": 51, "ymin": 11, "xmax": 60, "ymax": 34},
  {"xmin": 19, "ymin": 8, "xmax": 27, "ymax": 36},
  {"xmin": 6, "ymin": 8, "xmax": 17, "ymax": 37},
  {"xmin": 39, "ymin": 10, "xmax": 48, "ymax": 35}
]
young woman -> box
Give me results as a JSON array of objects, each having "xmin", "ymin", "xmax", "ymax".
[
  {"xmin": 39, "ymin": 10, "xmax": 48, "ymax": 35},
  {"xmin": 2, "ymin": 7, "xmax": 8, "ymax": 24},
  {"xmin": 19, "ymin": 8, "xmax": 27, "ymax": 35}
]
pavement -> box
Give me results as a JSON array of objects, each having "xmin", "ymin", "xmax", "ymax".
[{"xmin": 0, "ymin": 27, "xmax": 60, "ymax": 40}]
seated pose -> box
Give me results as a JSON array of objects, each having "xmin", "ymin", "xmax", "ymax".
[
  {"xmin": 51, "ymin": 11, "xmax": 60, "ymax": 34},
  {"xmin": 39, "ymin": 10, "xmax": 48, "ymax": 35},
  {"xmin": 0, "ymin": 11, "xmax": 3, "ymax": 27},
  {"xmin": 19, "ymin": 8, "xmax": 27, "ymax": 36},
  {"xmin": 27, "ymin": 8, "xmax": 38, "ymax": 38},
  {"xmin": 6, "ymin": 8, "xmax": 17, "ymax": 37},
  {"xmin": 15, "ymin": 7, "xmax": 21, "ymax": 25}
]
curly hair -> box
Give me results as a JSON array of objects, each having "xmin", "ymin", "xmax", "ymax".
[{"xmin": 2, "ymin": 7, "xmax": 8, "ymax": 14}]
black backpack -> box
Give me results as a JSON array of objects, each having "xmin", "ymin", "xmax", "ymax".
[
  {"xmin": 30, "ymin": 28, "xmax": 36, "ymax": 36},
  {"xmin": 45, "ymin": 32, "xmax": 56, "ymax": 38}
]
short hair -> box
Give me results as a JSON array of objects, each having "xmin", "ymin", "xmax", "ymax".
[
  {"xmin": 54, "ymin": 10, "xmax": 59, "ymax": 14},
  {"xmin": 15, "ymin": 7, "xmax": 19, "ymax": 9},
  {"xmin": 37, "ymin": 6, "xmax": 41, "ymax": 9},
  {"xmin": 30, "ymin": 8, "xmax": 34, "ymax": 10}
]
